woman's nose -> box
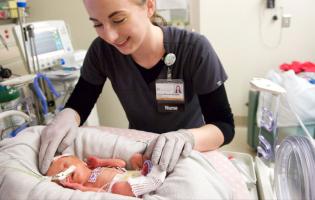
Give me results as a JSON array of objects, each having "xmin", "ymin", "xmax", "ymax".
[{"xmin": 103, "ymin": 26, "xmax": 119, "ymax": 43}]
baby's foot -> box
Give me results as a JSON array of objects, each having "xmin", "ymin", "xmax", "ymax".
[{"xmin": 130, "ymin": 154, "xmax": 144, "ymax": 170}]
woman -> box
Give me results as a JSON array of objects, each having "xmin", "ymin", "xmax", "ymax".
[{"xmin": 39, "ymin": 0, "xmax": 235, "ymax": 175}]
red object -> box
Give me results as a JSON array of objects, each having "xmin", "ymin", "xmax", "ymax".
[
  {"xmin": 141, "ymin": 160, "xmax": 153, "ymax": 176},
  {"xmin": 141, "ymin": 163, "xmax": 149, "ymax": 175},
  {"xmin": 301, "ymin": 62, "xmax": 315, "ymax": 72},
  {"xmin": 0, "ymin": 11, "xmax": 6, "ymax": 19},
  {"xmin": 280, "ymin": 61, "xmax": 315, "ymax": 73}
]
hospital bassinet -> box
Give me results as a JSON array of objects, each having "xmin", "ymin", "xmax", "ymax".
[{"xmin": 0, "ymin": 126, "xmax": 251, "ymax": 200}]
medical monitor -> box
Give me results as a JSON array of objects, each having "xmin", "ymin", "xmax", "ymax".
[{"xmin": 14, "ymin": 20, "xmax": 74, "ymax": 72}]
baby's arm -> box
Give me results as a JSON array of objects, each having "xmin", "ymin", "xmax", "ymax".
[
  {"xmin": 86, "ymin": 156, "xmax": 126, "ymax": 169},
  {"xmin": 87, "ymin": 153, "xmax": 148, "ymax": 170}
]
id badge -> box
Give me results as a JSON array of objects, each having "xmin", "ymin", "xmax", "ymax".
[{"xmin": 155, "ymin": 79, "xmax": 185, "ymax": 112}]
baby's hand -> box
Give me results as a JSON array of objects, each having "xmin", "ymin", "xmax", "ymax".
[{"xmin": 86, "ymin": 156, "xmax": 99, "ymax": 169}]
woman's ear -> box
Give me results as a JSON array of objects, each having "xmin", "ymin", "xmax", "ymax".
[
  {"xmin": 63, "ymin": 162, "xmax": 70, "ymax": 169},
  {"xmin": 146, "ymin": 0, "xmax": 156, "ymax": 18}
]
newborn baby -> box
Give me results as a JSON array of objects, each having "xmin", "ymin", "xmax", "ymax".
[{"xmin": 46, "ymin": 154, "xmax": 166, "ymax": 197}]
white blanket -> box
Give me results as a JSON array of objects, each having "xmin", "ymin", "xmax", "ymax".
[{"xmin": 0, "ymin": 126, "xmax": 232, "ymax": 200}]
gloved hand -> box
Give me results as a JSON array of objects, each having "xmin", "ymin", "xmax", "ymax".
[
  {"xmin": 144, "ymin": 130, "xmax": 195, "ymax": 172},
  {"xmin": 39, "ymin": 108, "xmax": 80, "ymax": 174}
]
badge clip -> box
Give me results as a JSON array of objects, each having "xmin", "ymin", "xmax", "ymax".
[{"xmin": 164, "ymin": 53, "xmax": 176, "ymax": 80}]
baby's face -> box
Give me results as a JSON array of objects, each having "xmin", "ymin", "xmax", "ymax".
[{"xmin": 46, "ymin": 156, "xmax": 90, "ymax": 184}]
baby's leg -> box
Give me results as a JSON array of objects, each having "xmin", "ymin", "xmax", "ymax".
[
  {"xmin": 130, "ymin": 153, "xmax": 149, "ymax": 170},
  {"xmin": 111, "ymin": 181, "xmax": 134, "ymax": 197}
]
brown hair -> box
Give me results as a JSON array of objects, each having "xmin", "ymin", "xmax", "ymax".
[{"xmin": 135, "ymin": 0, "xmax": 168, "ymax": 26}]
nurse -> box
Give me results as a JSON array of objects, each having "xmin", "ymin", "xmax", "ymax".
[{"xmin": 39, "ymin": 0, "xmax": 235, "ymax": 174}]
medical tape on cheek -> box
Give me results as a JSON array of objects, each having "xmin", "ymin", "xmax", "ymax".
[
  {"xmin": 51, "ymin": 165, "xmax": 76, "ymax": 181},
  {"xmin": 48, "ymin": 154, "xmax": 75, "ymax": 181}
]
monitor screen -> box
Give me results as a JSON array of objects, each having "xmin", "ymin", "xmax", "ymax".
[
  {"xmin": 13, "ymin": 20, "xmax": 74, "ymax": 72},
  {"xmin": 34, "ymin": 29, "xmax": 64, "ymax": 55}
]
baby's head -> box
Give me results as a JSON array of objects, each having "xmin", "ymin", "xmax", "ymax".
[{"xmin": 46, "ymin": 155, "xmax": 90, "ymax": 184}]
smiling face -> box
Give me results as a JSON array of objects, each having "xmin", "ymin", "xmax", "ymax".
[
  {"xmin": 83, "ymin": 0, "xmax": 155, "ymax": 55},
  {"xmin": 46, "ymin": 156, "xmax": 90, "ymax": 185}
]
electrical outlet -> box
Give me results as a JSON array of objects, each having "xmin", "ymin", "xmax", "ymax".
[{"xmin": 282, "ymin": 14, "xmax": 292, "ymax": 28}]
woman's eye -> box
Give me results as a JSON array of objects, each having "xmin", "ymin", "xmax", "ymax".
[
  {"xmin": 112, "ymin": 18, "xmax": 126, "ymax": 24},
  {"xmin": 93, "ymin": 23, "xmax": 103, "ymax": 28}
]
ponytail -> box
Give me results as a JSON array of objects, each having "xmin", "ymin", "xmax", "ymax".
[
  {"xmin": 136, "ymin": 0, "xmax": 168, "ymax": 26},
  {"xmin": 150, "ymin": 12, "xmax": 168, "ymax": 26}
]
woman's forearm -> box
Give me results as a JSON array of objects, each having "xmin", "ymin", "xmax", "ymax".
[{"xmin": 188, "ymin": 124, "xmax": 225, "ymax": 152}]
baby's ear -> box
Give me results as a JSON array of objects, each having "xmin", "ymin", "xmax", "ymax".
[
  {"xmin": 63, "ymin": 162, "xmax": 69, "ymax": 168},
  {"xmin": 46, "ymin": 162, "xmax": 62, "ymax": 177}
]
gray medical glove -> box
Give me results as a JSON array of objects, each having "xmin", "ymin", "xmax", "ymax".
[
  {"xmin": 144, "ymin": 130, "xmax": 195, "ymax": 172},
  {"xmin": 39, "ymin": 108, "xmax": 79, "ymax": 174}
]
